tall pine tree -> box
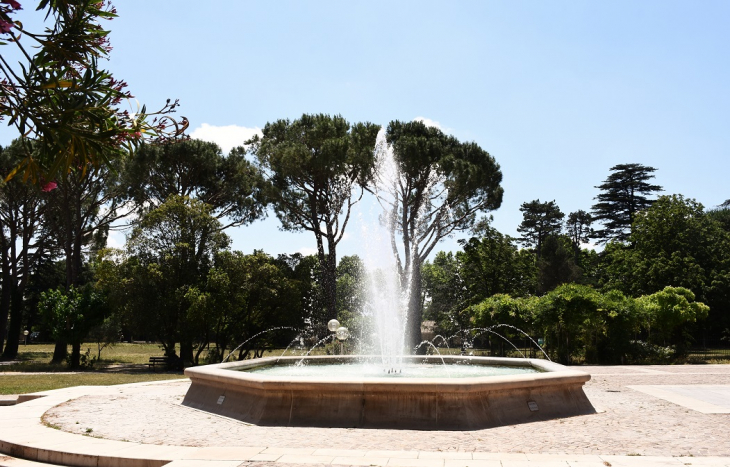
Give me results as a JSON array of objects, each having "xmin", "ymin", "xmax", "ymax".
[
  {"xmin": 516, "ymin": 199, "xmax": 564, "ymax": 258},
  {"xmin": 591, "ymin": 164, "xmax": 662, "ymax": 243}
]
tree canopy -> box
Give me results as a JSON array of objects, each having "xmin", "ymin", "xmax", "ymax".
[
  {"xmin": 591, "ymin": 163, "xmax": 662, "ymax": 243},
  {"xmin": 379, "ymin": 119, "xmax": 503, "ymax": 349},
  {"xmin": 124, "ymin": 139, "xmax": 269, "ymax": 229},
  {"xmin": 0, "ymin": 0, "xmax": 187, "ymax": 183},
  {"xmin": 248, "ymin": 113, "xmax": 379, "ymax": 323},
  {"xmin": 516, "ymin": 199, "xmax": 564, "ymax": 258}
]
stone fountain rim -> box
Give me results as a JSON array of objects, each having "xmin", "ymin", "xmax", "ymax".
[{"xmin": 184, "ymin": 355, "xmax": 590, "ymax": 393}]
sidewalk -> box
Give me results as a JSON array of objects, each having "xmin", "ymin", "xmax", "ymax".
[{"xmin": 1, "ymin": 365, "xmax": 729, "ymax": 467}]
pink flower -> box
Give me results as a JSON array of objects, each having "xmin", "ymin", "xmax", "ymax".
[
  {"xmin": 1, "ymin": 0, "xmax": 21, "ymax": 10},
  {"xmin": 41, "ymin": 181, "xmax": 57, "ymax": 192},
  {"xmin": 0, "ymin": 19, "xmax": 13, "ymax": 33}
]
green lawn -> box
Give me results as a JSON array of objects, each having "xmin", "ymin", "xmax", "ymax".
[
  {"xmin": 2, "ymin": 342, "xmax": 169, "ymax": 371},
  {"xmin": 0, "ymin": 372, "xmax": 185, "ymax": 395},
  {"xmin": 0, "ymin": 342, "xmax": 186, "ymax": 394}
]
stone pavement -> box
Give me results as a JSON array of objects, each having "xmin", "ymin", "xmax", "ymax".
[{"xmin": 1, "ymin": 364, "xmax": 729, "ymax": 467}]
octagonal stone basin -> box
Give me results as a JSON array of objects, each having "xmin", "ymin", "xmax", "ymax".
[{"xmin": 182, "ymin": 355, "xmax": 595, "ymax": 430}]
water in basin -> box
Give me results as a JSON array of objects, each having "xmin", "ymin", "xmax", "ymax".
[{"xmin": 240, "ymin": 361, "xmax": 541, "ymax": 379}]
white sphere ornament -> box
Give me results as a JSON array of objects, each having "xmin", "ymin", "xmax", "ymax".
[
  {"xmin": 327, "ymin": 319, "xmax": 341, "ymax": 332},
  {"xmin": 336, "ymin": 326, "xmax": 350, "ymax": 341}
]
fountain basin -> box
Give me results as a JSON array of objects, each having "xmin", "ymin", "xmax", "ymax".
[{"xmin": 182, "ymin": 355, "xmax": 595, "ymax": 430}]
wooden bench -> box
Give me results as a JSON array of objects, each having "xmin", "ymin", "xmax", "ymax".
[{"xmin": 148, "ymin": 356, "xmax": 168, "ymax": 370}]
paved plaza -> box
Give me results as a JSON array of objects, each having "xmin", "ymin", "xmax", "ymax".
[{"xmin": 1, "ymin": 364, "xmax": 729, "ymax": 466}]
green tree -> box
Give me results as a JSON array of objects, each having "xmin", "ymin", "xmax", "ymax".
[
  {"xmin": 516, "ymin": 200, "xmax": 564, "ymax": 259},
  {"xmin": 204, "ymin": 250, "xmax": 304, "ymax": 363},
  {"xmin": 422, "ymin": 251, "xmax": 469, "ymax": 337},
  {"xmin": 706, "ymin": 202, "xmax": 730, "ymax": 233},
  {"xmin": 336, "ymin": 255, "xmax": 366, "ymax": 336},
  {"xmin": 248, "ymin": 114, "xmax": 379, "ymax": 324},
  {"xmin": 591, "ymin": 163, "xmax": 662, "ymax": 243},
  {"xmin": 595, "ymin": 290, "xmax": 643, "ymax": 364},
  {"xmin": 379, "ymin": 120, "xmax": 503, "ymax": 350},
  {"xmin": 638, "ymin": 286, "xmax": 709, "ymax": 354},
  {"xmin": 533, "ymin": 283, "xmax": 602, "ymax": 364},
  {"xmin": 0, "ymin": 1, "xmax": 186, "ymax": 183},
  {"xmin": 124, "ymin": 139, "xmax": 268, "ymax": 229},
  {"xmin": 0, "ymin": 140, "xmax": 51, "ymax": 360},
  {"xmin": 565, "ymin": 210, "xmax": 593, "ymax": 263},
  {"xmin": 124, "ymin": 195, "xmax": 229, "ymax": 367},
  {"xmin": 38, "ymin": 285, "xmax": 107, "ymax": 368},
  {"xmin": 43, "ymin": 156, "xmax": 129, "ymax": 362},
  {"xmin": 87, "ymin": 313, "xmax": 122, "ymax": 360},
  {"xmin": 457, "ymin": 226, "xmax": 538, "ymax": 300},
  {"xmin": 469, "ymin": 294, "xmax": 539, "ymax": 356},
  {"xmin": 602, "ymin": 195, "xmax": 730, "ymax": 338},
  {"xmin": 537, "ymin": 234, "xmax": 582, "ymax": 294}
]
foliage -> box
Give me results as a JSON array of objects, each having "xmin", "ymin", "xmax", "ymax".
[
  {"xmin": 591, "ymin": 163, "xmax": 662, "ymax": 243},
  {"xmin": 86, "ymin": 313, "xmax": 121, "ymax": 360},
  {"xmin": 469, "ymin": 294, "xmax": 539, "ymax": 356},
  {"xmin": 124, "ymin": 139, "xmax": 269, "ymax": 229},
  {"xmin": 249, "ymin": 113, "xmax": 379, "ymax": 323},
  {"xmin": 457, "ymin": 226, "xmax": 537, "ymax": 300},
  {"xmin": 532, "ymin": 283, "xmax": 602, "ymax": 363},
  {"xmin": 204, "ymin": 250, "xmax": 304, "ymax": 362},
  {"xmin": 565, "ymin": 210, "xmax": 593, "ymax": 248},
  {"xmin": 123, "ymin": 195, "xmax": 229, "ymax": 367},
  {"xmin": 595, "ymin": 289, "xmax": 643, "ymax": 364},
  {"xmin": 638, "ymin": 286, "xmax": 710, "ymax": 353},
  {"xmin": 706, "ymin": 205, "xmax": 730, "ymax": 233},
  {"xmin": 537, "ymin": 234, "xmax": 582, "ymax": 294},
  {"xmin": 422, "ymin": 252, "xmax": 470, "ymax": 336},
  {"xmin": 516, "ymin": 199, "xmax": 564, "ymax": 258},
  {"xmin": 0, "ymin": 140, "xmax": 50, "ymax": 359},
  {"xmin": 0, "ymin": 0, "xmax": 186, "ymax": 183},
  {"xmin": 38, "ymin": 285, "xmax": 107, "ymax": 368},
  {"xmin": 335, "ymin": 255, "xmax": 366, "ymax": 336},
  {"xmin": 601, "ymin": 195, "xmax": 730, "ymax": 336},
  {"xmin": 379, "ymin": 119, "xmax": 503, "ymax": 348}
]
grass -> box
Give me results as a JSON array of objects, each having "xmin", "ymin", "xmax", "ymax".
[
  {"xmin": 1, "ymin": 342, "xmax": 168, "ymax": 372},
  {"xmin": 0, "ymin": 372, "xmax": 184, "ymax": 395},
  {"xmin": 1, "ymin": 342, "xmax": 185, "ymax": 395}
]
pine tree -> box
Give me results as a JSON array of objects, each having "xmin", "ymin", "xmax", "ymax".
[
  {"xmin": 516, "ymin": 199, "xmax": 564, "ymax": 258},
  {"xmin": 591, "ymin": 164, "xmax": 662, "ymax": 243}
]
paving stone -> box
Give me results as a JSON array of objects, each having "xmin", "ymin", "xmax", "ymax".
[{"xmin": 3, "ymin": 365, "xmax": 730, "ymax": 466}]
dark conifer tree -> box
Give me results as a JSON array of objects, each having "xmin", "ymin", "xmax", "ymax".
[
  {"xmin": 516, "ymin": 200, "xmax": 564, "ymax": 258},
  {"xmin": 591, "ymin": 164, "xmax": 662, "ymax": 243}
]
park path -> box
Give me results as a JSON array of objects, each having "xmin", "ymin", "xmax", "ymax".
[{"xmin": 37, "ymin": 364, "xmax": 730, "ymax": 457}]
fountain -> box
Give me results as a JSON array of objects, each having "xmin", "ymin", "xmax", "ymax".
[{"xmin": 182, "ymin": 129, "xmax": 595, "ymax": 429}]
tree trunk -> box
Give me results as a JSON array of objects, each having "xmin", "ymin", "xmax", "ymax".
[
  {"xmin": 406, "ymin": 263, "xmax": 423, "ymax": 353},
  {"xmin": 68, "ymin": 342, "xmax": 81, "ymax": 369},
  {"xmin": 179, "ymin": 339, "xmax": 194, "ymax": 367},
  {"xmin": 0, "ymin": 243, "xmax": 11, "ymax": 353},
  {"xmin": 324, "ymin": 237, "xmax": 338, "ymax": 322},
  {"xmin": 1, "ymin": 285, "xmax": 23, "ymax": 360},
  {"xmin": 51, "ymin": 341, "xmax": 68, "ymax": 364}
]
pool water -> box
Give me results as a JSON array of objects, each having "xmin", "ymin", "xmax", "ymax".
[{"xmin": 240, "ymin": 361, "xmax": 540, "ymax": 379}]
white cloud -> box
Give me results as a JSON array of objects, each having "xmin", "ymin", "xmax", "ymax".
[
  {"xmin": 106, "ymin": 230, "xmax": 125, "ymax": 249},
  {"xmin": 297, "ymin": 247, "xmax": 318, "ymax": 256},
  {"xmin": 580, "ymin": 241, "xmax": 599, "ymax": 251},
  {"xmin": 413, "ymin": 116, "xmax": 443, "ymax": 129},
  {"xmin": 413, "ymin": 117, "xmax": 453, "ymax": 135},
  {"xmin": 189, "ymin": 123, "xmax": 263, "ymax": 155}
]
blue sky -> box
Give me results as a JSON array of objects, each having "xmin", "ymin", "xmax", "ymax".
[{"xmin": 2, "ymin": 1, "xmax": 729, "ymax": 259}]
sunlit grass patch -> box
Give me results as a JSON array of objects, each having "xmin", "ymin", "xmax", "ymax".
[{"xmin": 0, "ymin": 373, "xmax": 185, "ymax": 395}]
